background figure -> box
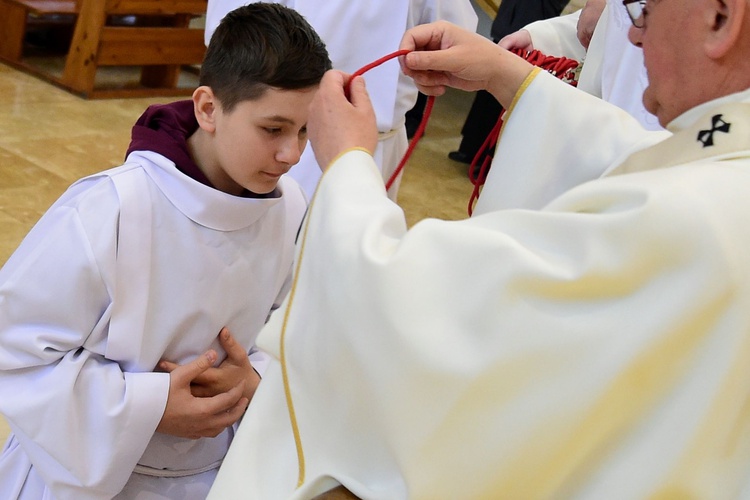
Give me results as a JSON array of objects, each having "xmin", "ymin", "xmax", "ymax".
[
  {"xmin": 447, "ymin": 0, "xmax": 569, "ymax": 168},
  {"xmin": 205, "ymin": 0, "xmax": 477, "ymax": 201},
  {"xmin": 505, "ymin": 0, "xmax": 662, "ymax": 130}
]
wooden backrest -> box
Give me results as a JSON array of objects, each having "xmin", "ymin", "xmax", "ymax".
[
  {"xmin": 62, "ymin": 0, "xmax": 207, "ymax": 96},
  {"xmin": 8, "ymin": 0, "xmax": 78, "ymax": 15},
  {"xmin": 104, "ymin": 0, "xmax": 206, "ymax": 16}
]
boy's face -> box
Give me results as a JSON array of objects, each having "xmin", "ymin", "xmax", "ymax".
[{"xmin": 210, "ymin": 86, "xmax": 318, "ymax": 195}]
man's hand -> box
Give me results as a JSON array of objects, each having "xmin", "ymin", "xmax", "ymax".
[
  {"xmin": 156, "ymin": 350, "xmax": 248, "ymax": 439},
  {"xmin": 577, "ymin": 0, "xmax": 606, "ymax": 50},
  {"xmin": 398, "ymin": 21, "xmax": 534, "ymax": 109},
  {"xmin": 308, "ymin": 70, "xmax": 378, "ymax": 170},
  {"xmin": 159, "ymin": 327, "xmax": 261, "ymax": 403},
  {"xmin": 498, "ymin": 29, "xmax": 534, "ymax": 53}
]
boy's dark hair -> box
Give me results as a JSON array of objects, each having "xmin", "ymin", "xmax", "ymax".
[{"xmin": 200, "ymin": 3, "xmax": 331, "ymax": 112}]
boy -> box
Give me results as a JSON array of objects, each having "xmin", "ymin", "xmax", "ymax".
[
  {"xmin": 204, "ymin": 0, "xmax": 478, "ymax": 201},
  {"xmin": 0, "ymin": 4, "xmax": 330, "ymax": 498}
]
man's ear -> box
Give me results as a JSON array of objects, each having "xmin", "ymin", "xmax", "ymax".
[
  {"xmin": 193, "ymin": 86, "xmax": 218, "ymax": 133},
  {"xmin": 705, "ymin": 0, "xmax": 746, "ymax": 59}
]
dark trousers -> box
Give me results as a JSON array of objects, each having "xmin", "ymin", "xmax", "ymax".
[{"xmin": 456, "ymin": 0, "xmax": 569, "ymax": 159}]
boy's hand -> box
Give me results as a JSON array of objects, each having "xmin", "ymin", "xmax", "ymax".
[
  {"xmin": 159, "ymin": 327, "xmax": 261, "ymax": 403},
  {"xmin": 156, "ymin": 350, "xmax": 248, "ymax": 439}
]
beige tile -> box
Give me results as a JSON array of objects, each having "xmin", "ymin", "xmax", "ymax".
[
  {"xmin": 0, "ymin": 210, "xmax": 36, "ymax": 266},
  {"xmin": 0, "ymin": 63, "xmax": 79, "ymax": 107},
  {"xmin": 2, "ymin": 134, "xmax": 129, "ymax": 183},
  {"xmin": 399, "ymin": 89, "xmax": 477, "ymax": 226},
  {"xmin": 0, "ymin": 414, "xmax": 9, "ymax": 444}
]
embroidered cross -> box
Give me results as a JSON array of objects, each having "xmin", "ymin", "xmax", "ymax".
[{"xmin": 697, "ymin": 114, "xmax": 731, "ymax": 147}]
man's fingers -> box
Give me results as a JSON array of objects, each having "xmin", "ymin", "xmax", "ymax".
[
  {"xmin": 348, "ymin": 77, "xmax": 372, "ymax": 110},
  {"xmin": 404, "ymin": 49, "xmax": 450, "ymax": 73},
  {"xmin": 398, "ymin": 21, "xmax": 451, "ymax": 53},
  {"xmin": 324, "ymin": 68, "xmax": 347, "ymax": 87},
  {"xmin": 498, "ymin": 30, "xmax": 533, "ymax": 51}
]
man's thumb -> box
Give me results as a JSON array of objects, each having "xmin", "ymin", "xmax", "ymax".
[{"xmin": 348, "ymin": 76, "xmax": 371, "ymax": 108}]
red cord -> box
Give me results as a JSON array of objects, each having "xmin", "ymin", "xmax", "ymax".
[
  {"xmin": 466, "ymin": 49, "xmax": 579, "ymax": 215},
  {"xmin": 346, "ymin": 49, "xmax": 435, "ymax": 193},
  {"xmin": 349, "ymin": 48, "xmax": 579, "ymax": 208},
  {"xmin": 350, "ymin": 49, "xmax": 411, "ymax": 81}
]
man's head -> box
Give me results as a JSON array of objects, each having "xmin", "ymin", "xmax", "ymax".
[
  {"xmin": 627, "ymin": 0, "xmax": 750, "ymax": 126},
  {"xmin": 189, "ymin": 3, "xmax": 331, "ymax": 195}
]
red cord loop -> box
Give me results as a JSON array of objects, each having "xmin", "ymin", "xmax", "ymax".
[
  {"xmin": 349, "ymin": 48, "xmax": 580, "ymax": 209},
  {"xmin": 346, "ymin": 49, "xmax": 433, "ymax": 192}
]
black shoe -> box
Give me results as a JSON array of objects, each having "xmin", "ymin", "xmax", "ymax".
[{"xmin": 448, "ymin": 150, "xmax": 473, "ymax": 164}]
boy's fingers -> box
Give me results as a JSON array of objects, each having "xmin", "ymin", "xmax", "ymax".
[
  {"xmin": 172, "ymin": 350, "xmax": 217, "ymax": 385},
  {"xmin": 158, "ymin": 360, "xmax": 178, "ymax": 373},
  {"xmin": 202, "ymin": 382, "xmax": 246, "ymax": 414},
  {"xmin": 218, "ymin": 327, "xmax": 248, "ymax": 364}
]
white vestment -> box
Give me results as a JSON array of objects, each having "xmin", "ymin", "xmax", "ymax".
[
  {"xmin": 524, "ymin": 0, "xmax": 662, "ymax": 130},
  {"xmin": 208, "ymin": 71, "xmax": 750, "ymax": 499},
  {"xmin": 204, "ymin": 0, "xmax": 478, "ymax": 201},
  {"xmin": 0, "ymin": 150, "xmax": 306, "ymax": 499}
]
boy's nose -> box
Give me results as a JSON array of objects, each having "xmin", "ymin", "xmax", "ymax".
[{"xmin": 277, "ymin": 139, "xmax": 304, "ymax": 165}]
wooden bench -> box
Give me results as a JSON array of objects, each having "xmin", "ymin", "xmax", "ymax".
[
  {"xmin": 0, "ymin": 0, "xmax": 207, "ymax": 99},
  {"xmin": 0, "ymin": 0, "xmax": 78, "ymax": 63}
]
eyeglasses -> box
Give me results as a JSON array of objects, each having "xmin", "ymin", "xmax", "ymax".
[{"xmin": 622, "ymin": 0, "xmax": 647, "ymax": 28}]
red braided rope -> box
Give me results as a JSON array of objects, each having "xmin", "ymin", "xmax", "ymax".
[
  {"xmin": 466, "ymin": 49, "xmax": 580, "ymax": 215},
  {"xmin": 347, "ymin": 48, "xmax": 579, "ymax": 207},
  {"xmin": 385, "ymin": 95, "xmax": 434, "ymax": 191},
  {"xmin": 346, "ymin": 49, "xmax": 435, "ymax": 193}
]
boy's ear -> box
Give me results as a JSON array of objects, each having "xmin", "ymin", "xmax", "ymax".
[
  {"xmin": 193, "ymin": 86, "xmax": 218, "ymax": 132},
  {"xmin": 705, "ymin": 0, "xmax": 746, "ymax": 59}
]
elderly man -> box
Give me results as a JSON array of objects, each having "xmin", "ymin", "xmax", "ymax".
[
  {"xmin": 500, "ymin": 0, "xmax": 664, "ymax": 130},
  {"xmin": 210, "ymin": 0, "xmax": 750, "ymax": 498}
]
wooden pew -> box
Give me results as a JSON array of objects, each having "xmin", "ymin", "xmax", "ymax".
[
  {"xmin": 0, "ymin": 0, "xmax": 207, "ymax": 99},
  {"xmin": 62, "ymin": 0, "xmax": 207, "ymax": 98},
  {"xmin": 0, "ymin": 0, "xmax": 77, "ymax": 63}
]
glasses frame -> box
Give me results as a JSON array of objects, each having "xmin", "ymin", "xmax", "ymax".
[{"xmin": 622, "ymin": 0, "xmax": 647, "ymax": 28}]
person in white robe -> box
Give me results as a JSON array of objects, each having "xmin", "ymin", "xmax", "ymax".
[
  {"xmin": 0, "ymin": 5, "xmax": 330, "ymax": 498},
  {"xmin": 204, "ymin": 0, "xmax": 478, "ymax": 201},
  {"xmin": 208, "ymin": 1, "xmax": 750, "ymax": 498},
  {"xmin": 500, "ymin": 0, "xmax": 663, "ymax": 130}
]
